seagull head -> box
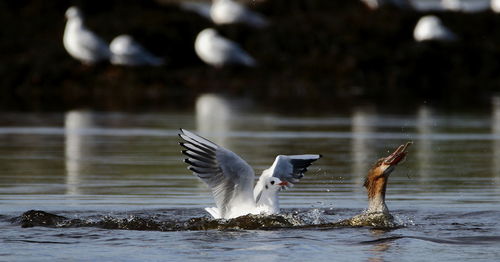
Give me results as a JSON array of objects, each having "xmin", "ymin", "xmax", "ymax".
[
  {"xmin": 65, "ymin": 6, "xmax": 83, "ymax": 20},
  {"xmin": 266, "ymin": 177, "xmax": 288, "ymax": 192}
]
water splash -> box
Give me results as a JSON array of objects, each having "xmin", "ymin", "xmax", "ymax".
[{"xmin": 10, "ymin": 209, "xmax": 406, "ymax": 231}]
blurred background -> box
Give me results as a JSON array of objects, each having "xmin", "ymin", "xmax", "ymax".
[{"xmin": 1, "ymin": 0, "xmax": 499, "ymax": 112}]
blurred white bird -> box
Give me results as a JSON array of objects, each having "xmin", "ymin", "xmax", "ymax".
[
  {"xmin": 413, "ymin": 15, "xmax": 457, "ymax": 42},
  {"xmin": 179, "ymin": 129, "xmax": 321, "ymax": 219},
  {"xmin": 360, "ymin": 0, "xmax": 412, "ymax": 10},
  {"xmin": 63, "ymin": 6, "xmax": 111, "ymax": 64},
  {"xmin": 492, "ymin": 0, "xmax": 500, "ymax": 13},
  {"xmin": 181, "ymin": 0, "xmax": 268, "ymax": 28},
  {"xmin": 211, "ymin": 0, "xmax": 268, "ymax": 28},
  {"xmin": 441, "ymin": 0, "xmax": 463, "ymax": 11},
  {"xmin": 110, "ymin": 35, "xmax": 164, "ymax": 66},
  {"xmin": 194, "ymin": 28, "xmax": 257, "ymax": 67}
]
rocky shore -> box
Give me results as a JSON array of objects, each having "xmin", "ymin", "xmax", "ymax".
[{"xmin": 1, "ymin": 0, "xmax": 499, "ymax": 112}]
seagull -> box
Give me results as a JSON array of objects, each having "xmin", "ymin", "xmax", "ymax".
[
  {"xmin": 179, "ymin": 129, "xmax": 322, "ymax": 219},
  {"xmin": 360, "ymin": 0, "xmax": 413, "ymax": 10},
  {"xmin": 441, "ymin": 0, "xmax": 463, "ymax": 11},
  {"xmin": 211, "ymin": 0, "xmax": 268, "ymax": 28},
  {"xmin": 194, "ymin": 28, "xmax": 257, "ymax": 67},
  {"xmin": 413, "ymin": 15, "xmax": 457, "ymax": 42},
  {"xmin": 180, "ymin": 0, "xmax": 268, "ymax": 28},
  {"xmin": 109, "ymin": 35, "xmax": 164, "ymax": 66},
  {"xmin": 492, "ymin": 0, "xmax": 500, "ymax": 13},
  {"xmin": 63, "ymin": 6, "xmax": 111, "ymax": 64}
]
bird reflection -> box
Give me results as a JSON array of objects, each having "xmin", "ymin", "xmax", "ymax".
[
  {"xmin": 365, "ymin": 229, "xmax": 393, "ymax": 262},
  {"xmin": 492, "ymin": 97, "xmax": 500, "ymax": 188},
  {"xmin": 351, "ymin": 108, "xmax": 376, "ymax": 186},
  {"xmin": 196, "ymin": 93, "xmax": 245, "ymax": 148},
  {"xmin": 65, "ymin": 110, "xmax": 94, "ymax": 195},
  {"xmin": 416, "ymin": 106, "xmax": 434, "ymax": 180}
]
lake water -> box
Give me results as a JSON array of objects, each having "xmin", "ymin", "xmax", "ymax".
[{"xmin": 1, "ymin": 95, "xmax": 500, "ymax": 261}]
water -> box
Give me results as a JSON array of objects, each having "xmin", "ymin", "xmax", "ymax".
[{"xmin": 1, "ymin": 97, "xmax": 500, "ymax": 261}]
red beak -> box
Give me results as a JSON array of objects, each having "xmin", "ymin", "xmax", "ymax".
[{"xmin": 278, "ymin": 181, "xmax": 289, "ymax": 186}]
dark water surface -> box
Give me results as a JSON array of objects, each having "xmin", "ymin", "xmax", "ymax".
[{"xmin": 1, "ymin": 100, "xmax": 500, "ymax": 261}]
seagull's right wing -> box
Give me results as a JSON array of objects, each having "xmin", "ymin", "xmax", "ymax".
[{"xmin": 179, "ymin": 129, "xmax": 255, "ymax": 218}]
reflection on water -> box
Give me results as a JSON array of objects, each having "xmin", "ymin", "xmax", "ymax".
[
  {"xmin": 195, "ymin": 93, "xmax": 252, "ymax": 148},
  {"xmin": 366, "ymin": 229, "xmax": 393, "ymax": 262},
  {"xmin": 65, "ymin": 110, "xmax": 94, "ymax": 195},
  {"xmin": 195, "ymin": 94, "xmax": 233, "ymax": 147},
  {"xmin": 492, "ymin": 96, "xmax": 500, "ymax": 192},
  {"xmin": 416, "ymin": 106, "xmax": 434, "ymax": 180},
  {"xmin": 351, "ymin": 108, "xmax": 376, "ymax": 187},
  {"xmin": 1, "ymin": 106, "xmax": 500, "ymax": 262}
]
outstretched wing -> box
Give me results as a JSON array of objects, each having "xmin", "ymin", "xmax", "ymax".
[
  {"xmin": 253, "ymin": 154, "xmax": 321, "ymax": 201},
  {"xmin": 179, "ymin": 129, "xmax": 255, "ymax": 218},
  {"xmin": 271, "ymin": 155, "xmax": 322, "ymax": 184}
]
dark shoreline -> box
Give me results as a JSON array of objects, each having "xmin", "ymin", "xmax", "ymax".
[{"xmin": 1, "ymin": 0, "xmax": 499, "ymax": 113}]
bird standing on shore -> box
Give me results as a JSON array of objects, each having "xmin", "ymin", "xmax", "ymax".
[
  {"xmin": 194, "ymin": 28, "xmax": 257, "ymax": 67},
  {"xmin": 63, "ymin": 6, "xmax": 111, "ymax": 64},
  {"xmin": 211, "ymin": 0, "xmax": 268, "ymax": 28},
  {"xmin": 413, "ymin": 15, "xmax": 457, "ymax": 42},
  {"xmin": 181, "ymin": 0, "xmax": 268, "ymax": 28},
  {"xmin": 110, "ymin": 35, "xmax": 164, "ymax": 66},
  {"xmin": 361, "ymin": 0, "xmax": 413, "ymax": 10},
  {"xmin": 492, "ymin": 0, "xmax": 500, "ymax": 13}
]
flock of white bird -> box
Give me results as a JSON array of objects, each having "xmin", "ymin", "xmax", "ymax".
[
  {"xmin": 64, "ymin": 6, "xmax": 164, "ymax": 66},
  {"xmin": 365, "ymin": 0, "xmax": 500, "ymax": 42},
  {"xmin": 63, "ymin": 0, "xmax": 267, "ymax": 67},
  {"xmin": 63, "ymin": 0, "xmax": 500, "ymax": 68}
]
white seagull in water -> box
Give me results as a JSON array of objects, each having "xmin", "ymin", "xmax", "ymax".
[
  {"xmin": 179, "ymin": 129, "xmax": 321, "ymax": 219},
  {"xmin": 63, "ymin": 6, "xmax": 111, "ymax": 64},
  {"xmin": 194, "ymin": 28, "xmax": 257, "ymax": 67},
  {"xmin": 110, "ymin": 35, "xmax": 164, "ymax": 66},
  {"xmin": 413, "ymin": 15, "xmax": 457, "ymax": 42}
]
